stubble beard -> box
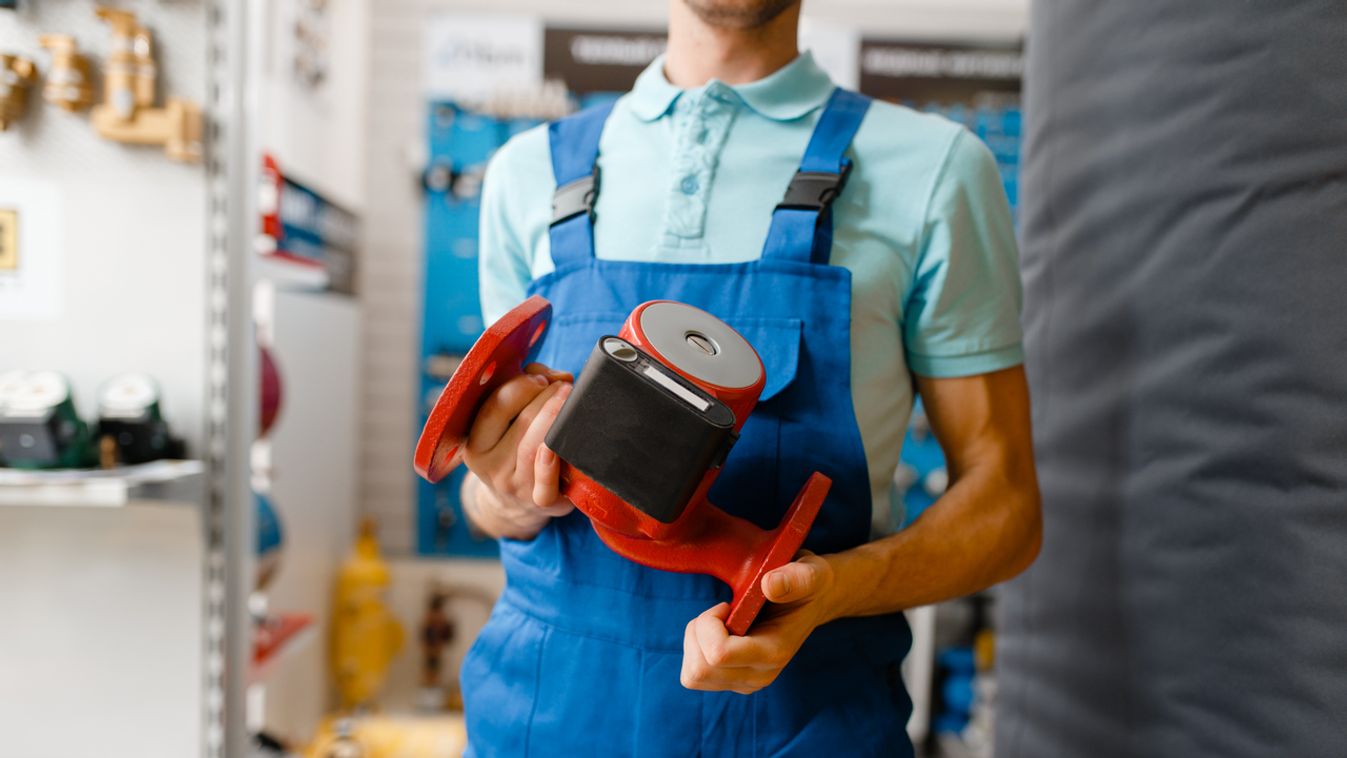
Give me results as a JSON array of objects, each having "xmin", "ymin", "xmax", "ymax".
[{"xmin": 681, "ymin": 0, "xmax": 800, "ymax": 30}]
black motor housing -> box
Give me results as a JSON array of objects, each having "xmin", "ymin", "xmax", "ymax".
[{"xmin": 546, "ymin": 336, "xmax": 737, "ymax": 523}]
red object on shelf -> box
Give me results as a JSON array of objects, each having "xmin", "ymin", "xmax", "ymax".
[
  {"xmin": 260, "ymin": 345, "xmax": 283, "ymax": 437},
  {"xmin": 251, "ymin": 612, "xmax": 313, "ymax": 668},
  {"xmin": 257, "ymin": 154, "xmax": 319, "ymax": 269},
  {"xmin": 413, "ymin": 296, "xmax": 829, "ymax": 635}
]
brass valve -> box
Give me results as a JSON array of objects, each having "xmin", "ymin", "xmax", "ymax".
[
  {"xmin": 38, "ymin": 35, "xmax": 95, "ymax": 112},
  {"xmin": 90, "ymin": 5, "xmax": 201, "ymax": 163},
  {"xmin": 94, "ymin": 6, "xmax": 149, "ymax": 121},
  {"xmin": 0, "ymin": 53, "xmax": 37, "ymax": 130}
]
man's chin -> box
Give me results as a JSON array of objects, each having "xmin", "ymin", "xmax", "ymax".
[{"xmin": 682, "ymin": 0, "xmax": 800, "ymax": 30}]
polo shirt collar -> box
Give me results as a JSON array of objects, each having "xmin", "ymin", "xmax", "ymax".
[{"xmin": 628, "ymin": 51, "xmax": 835, "ymax": 123}]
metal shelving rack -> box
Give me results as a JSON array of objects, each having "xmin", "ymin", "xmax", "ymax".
[{"xmin": 204, "ymin": 0, "xmax": 260, "ymax": 753}]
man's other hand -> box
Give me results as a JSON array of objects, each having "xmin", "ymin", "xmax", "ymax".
[{"xmin": 680, "ymin": 552, "xmax": 839, "ymax": 695}]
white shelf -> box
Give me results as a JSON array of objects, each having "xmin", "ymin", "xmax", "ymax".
[
  {"xmin": 0, "ymin": 460, "xmax": 205, "ymax": 507},
  {"xmin": 255, "ymin": 253, "xmax": 330, "ymax": 291}
]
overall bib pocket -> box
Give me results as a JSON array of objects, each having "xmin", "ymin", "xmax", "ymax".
[{"xmin": 711, "ymin": 317, "xmax": 803, "ymax": 529}]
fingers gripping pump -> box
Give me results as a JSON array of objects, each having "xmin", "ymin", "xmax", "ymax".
[{"xmin": 415, "ymin": 296, "xmax": 831, "ymax": 634}]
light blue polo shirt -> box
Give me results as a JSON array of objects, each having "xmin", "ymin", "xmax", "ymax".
[{"xmin": 477, "ymin": 52, "xmax": 1023, "ymax": 531}]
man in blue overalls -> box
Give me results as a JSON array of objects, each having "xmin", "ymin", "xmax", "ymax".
[{"xmin": 457, "ymin": 1, "xmax": 1042, "ymax": 754}]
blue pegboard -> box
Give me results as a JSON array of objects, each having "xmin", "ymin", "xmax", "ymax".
[
  {"xmin": 417, "ymin": 102, "xmax": 545, "ymax": 557},
  {"xmin": 415, "ymin": 94, "xmax": 631, "ymax": 556}
]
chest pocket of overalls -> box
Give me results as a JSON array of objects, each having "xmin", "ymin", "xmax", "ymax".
[{"xmin": 710, "ymin": 317, "xmax": 803, "ymax": 530}]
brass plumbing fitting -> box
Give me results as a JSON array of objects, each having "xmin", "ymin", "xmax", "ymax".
[
  {"xmin": 38, "ymin": 35, "xmax": 95, "ymax": 112},
  {"xmin": 90, "ymin": 5, "xmax": 201, "ymax": 162},
  {"xmin": 0, "ymin": 53, "xmax": 37, "ymax": 130}
]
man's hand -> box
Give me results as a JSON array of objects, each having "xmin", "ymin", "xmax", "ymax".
[
  {"xmin": 681, "ymin": 366, "xmax": 1042, "ymax": 694},
  {"xmin": 460, "ymin": 363, "xmax": 575, "ymax": 541},
  {"xmin": 681, "ymin": 552, "xmax": 838, "ymax": 695}
]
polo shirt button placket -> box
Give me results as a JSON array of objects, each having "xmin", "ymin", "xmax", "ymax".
[{"xmin": 661, "ymin": 88, "xmax": 738, "ymax": 249}]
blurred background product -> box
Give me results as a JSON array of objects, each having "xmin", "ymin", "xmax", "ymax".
[
  {"xmin": 259, "ymin": 344, "xmax": 284, "ymax": 437},
  {"xmin": 926, "ymin": 595, "xmax": 997, "ymax": 758},
  {"xmin": 0, "ymin": 52, "xmax": 36, "ymax": 129},
  {"xmin": 305, "ymin": 714, "xmax": 464, "ymax": 758},
  {"xmin": 0, "ymin": 370, "xmax": 95, "ymax": 468},
  {"xmin": 38, "ymin": 34, "xmax": 95, "ymax": 112},
  {"xmin": 332, "ymin": 520, "xmax": 405, "ymax": 711},
  {"xmin": 96, "ymin": 372, "xmax": 187, "ymax": 465},
  {"xmin": 255, "ymin": 489, "xmax": 286, "ymax": 589},
  {"xmin": 90, "ymin": 5, "xmax": 202, "ymax": 161},
  {"xmin": 257, "ymin": 153, "xmax": 360, "ymax": 294},
  {"xmin": 417, "ymin": 586, "xmax": 456, "ymax": 710}
]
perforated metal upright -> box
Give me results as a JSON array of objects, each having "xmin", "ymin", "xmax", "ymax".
[{"xmin": 204, "ymin": 0, "xmax": 259, "ymax": 754}]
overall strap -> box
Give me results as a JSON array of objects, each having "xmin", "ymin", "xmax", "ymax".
[
  {"xmin": 761, "ymin": 89, "xmax": 872, "ymax": 265},
  {"xmin": 547, "ymin": 100, "xmax": 617, "ymax": 267}
]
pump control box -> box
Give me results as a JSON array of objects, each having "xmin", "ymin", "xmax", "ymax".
[{"xmin": 547, "ymin": 336, "xmax": 737, "ymax": 524}]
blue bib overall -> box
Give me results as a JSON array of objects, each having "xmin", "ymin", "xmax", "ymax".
[{"xmin": 462, "ymin": 90, "xmax": 913, "ymax": 757}]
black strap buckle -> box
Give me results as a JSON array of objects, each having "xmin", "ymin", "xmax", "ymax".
[
  {"xmin": 550, "ymin": 166, "xmax": 601, "ymax": 226},
  {"xmin": 776, "ymin": 162, "xmax": 852, "ymax": 212}
]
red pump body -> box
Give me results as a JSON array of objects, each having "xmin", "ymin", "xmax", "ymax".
[{"xmin": 415, "ymin": 295, "xmax": 829, "ymax": 635}]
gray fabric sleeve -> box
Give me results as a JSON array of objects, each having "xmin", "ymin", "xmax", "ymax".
[{"xmin": 997, "ymin": 2, "xmax": 1347, "ymax": 757}]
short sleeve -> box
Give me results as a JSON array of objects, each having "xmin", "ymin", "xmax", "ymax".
[
  {"xmin": 903, "ymin": 129, "xmax": 1024, "ymax": 378},
  {"xmin": 477, "ymin": 142, "xmax": 536, "ymax": 325}
]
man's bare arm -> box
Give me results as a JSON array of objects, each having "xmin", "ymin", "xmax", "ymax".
[
  {"xmin": 680, "ymin": 365, "xmax": 1042, "ymax": 694},
  {"xmin": 825, "ymin": 365, "xmax": 1042, "ymax": 617}
]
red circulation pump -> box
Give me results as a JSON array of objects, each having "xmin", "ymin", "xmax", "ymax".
[{"xmin": 415, "ymin": 295, "xmax": 830, "ymax": 634}]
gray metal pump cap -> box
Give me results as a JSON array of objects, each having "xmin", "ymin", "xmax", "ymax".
[{"xmin": 637, "ymin": 302, "xmax": 762, "ymax": 391}]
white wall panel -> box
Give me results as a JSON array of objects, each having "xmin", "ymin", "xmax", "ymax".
[
  {"xmin": 261, "ymin": 289, "xmax": 363, "ymax": 740},
  {"xmin": 0, "ymin": 502, "xmax": 204, "ymax": 758},
  {"xmin": 258, "ymin": 0, "xmax": 371, "ymax": 211},
  {"xmin": 0, "ymin": 0, "xmax": 207, "ymax": 450}
]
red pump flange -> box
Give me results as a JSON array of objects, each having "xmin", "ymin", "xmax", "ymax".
[
  {"xmin": 413, "ymin": 295, "xmax": 552, "ymax": 482},
  {"xmin": 414, "ymin": 296, "xmax": 830, "ymax": 635}
]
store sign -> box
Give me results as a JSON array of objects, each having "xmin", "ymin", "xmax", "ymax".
[
  {"xmin": 544, "ymin": 22, "xmax": 861, "ymax": 95},
  {"xmin": 543, "ymin": 27, "xmax": 665, "ymax": 94},
  {"xmin": 859, "ymin": 40, "xmax": 1023, "ymax": 103},
  {"xmin": 424, "ymin": 13, "xmax": 544, "ymax": 102}
]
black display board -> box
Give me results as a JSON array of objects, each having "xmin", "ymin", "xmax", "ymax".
[
  {"xmin": 859, "ymin": 40, "xmax": 1022, "ymax": 104},
  {"xmin": 543, "ymin": 27, "xmax": 666, "ymax": 94}
]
